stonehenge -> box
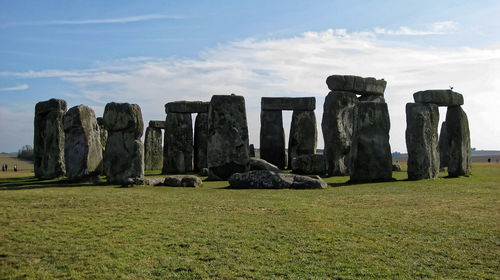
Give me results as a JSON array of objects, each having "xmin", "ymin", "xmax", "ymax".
[
  {"xmin": 194, "ymin": 113, "xmax": 208, "ymax": 172},
  {"xmin": 445, "ymin": 106, "xmax": 471, "ymax": 177},
  {"xmin": 34, "ymin": 98, "xmax": 67, "ymax": 179},
  {"xmin": 144, "ymin": 120, "xmax": 164, "ymax": 171}
]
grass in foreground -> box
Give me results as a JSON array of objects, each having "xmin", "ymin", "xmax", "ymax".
[{"xmin": 0, "ymin": 164, "xmax": 499, "ymax": 279}]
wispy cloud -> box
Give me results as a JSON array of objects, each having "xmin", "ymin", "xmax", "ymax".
[
  {"xmin": 0, "ymin": 84, "xmax": 29, "ymax": 91},
  {"xmin": 374, "ymin": 21, "xmax": 457, "ymax": 35}
]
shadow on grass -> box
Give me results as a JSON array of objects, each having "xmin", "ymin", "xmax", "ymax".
[{"xmin": 0, "ymin": 176, "xmax": 107, "ymax": 191}]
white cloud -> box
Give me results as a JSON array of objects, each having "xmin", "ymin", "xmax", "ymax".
[
  {"xmin": 4, "ymin": 27, "xmax": 500, "ymax": 152},
  {"xmin": 374, "ymin": 21, "xmax": 457, "ymax": 35},
  {"xmin": 0, "ymin": 84, "xmax": 29, "ymax": 91}
]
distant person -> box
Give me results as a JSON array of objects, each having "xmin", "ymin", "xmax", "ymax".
[
  {"xmin": 1, "ymin": 164, "xmax": 4, "ymax": 172},
  {"xmin": 488, "ymin": 158, "xmax": 491, "ymax": 163},
  {"xmin": 4, "ymin": 164, "xmax": 7, "ymax": 172},
  {"xmin": 14, "ymin": 164, "xmax": 18, "ymax": 172}
]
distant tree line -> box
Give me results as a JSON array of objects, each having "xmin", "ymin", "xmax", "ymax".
[{"xmin": 18, "ymin": 145, "xmax": 34, "ymax": 161}]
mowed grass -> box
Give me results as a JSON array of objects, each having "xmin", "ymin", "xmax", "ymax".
[{"xmin": 0, "ymin": 161, "xmax": 499, "ymax": 279}]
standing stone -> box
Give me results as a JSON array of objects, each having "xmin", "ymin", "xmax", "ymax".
[
  {"xmin": 249, "ymin": 144, "xmax": 255, "ymax": 157},
  {"xmin": 405, "ymin": 103, "xmax": 440, "ymax": 180},
  {"xmin": 321, "ymin": 91, "xmax": 358, "ymax": 176},
  {"xmin": 144, "ymin": 126, "xmax": 163, "ymax": 170},
  {"xmin": 438, "ymin": 121, "xmax": 449, "ymax": 169},
  {"xmin": 97, "ymin": 117, "xmax": 107, "ymax": 154},
  {"xmin": 103, "ymin": 102, "xmax": 144, "ymax": 184},
  {"xmin": 194, "ymin": 113, "xmax": 208, "ymax": 171},
  {"xmin": 207, "ymin": 95, "xmax": 250, "ymax": 180},
  {"xmin": 445, "ymin": 106, "xmax": 471, "ymax": 177},
  {"xmin": 163, "ymin": 113, "xmax": 193, "ymax": 174},
  {"xmin": 291, "ymin": 154, "xmax": 326, "ymax": 175},
  {"xmin": 288, "ymin": 110, "xmax": 317, "ymax": 169},
  {"xmin": 349, "ymin": 102, "xmax": 392, "ymax": 183},
  {"xmin": 34, "ymin": 98, "xmax": 67, "ymax": 179},
  {"xmin": 63, "ymin": 105, "xmax": 102, "ymax": 180},
  {"xmin": 260, "ymin": 110, "xmax": 286, "ymax": 169}
]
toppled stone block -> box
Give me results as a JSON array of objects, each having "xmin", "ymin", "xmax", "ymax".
[
  {"xmin": 326, "ymin": 75, "xmax": 386, "ymax": 95},
  {"xmin": 165, "ymin": 101, "xmax": 209, "ymax": 113},
  {"xmin": 445, "ymin": 106, "xmax": 471, "ymax": 177},
  {"xmin": 249, "ymin": 157, "xmax": 281, "ymax": 172},
  {"xmin": 413, "ymin": 90, "xmax": 464, "ymax": 106},
  {"xmin": 261, "ymin": 97, "xmax": 316, "ymax": 111},
  {"xmin": 144, "ymin": 126, "xmax": 163, "ymax": 170},
  {"xmin": 288, "ymin": 110, "xmax": 317, "ymax": 169},
  {"xmin": 163, "ymin": 113, "xmax": 193, "ymax": 174},
  {"xmin": 163, "ymin": 175, "xmax": 203, "ymax": 187},
  {"xmin": 291, "ymin": 154, "xmax": 326, "ymax": 175},
  {"xmin": 260, "ymin": 110, "xmax": 286, "ymax": 169},
  {"xmin": 228, "ymin": 170, "xmax": 327, "ymax": 189},
  {"xmin": 148, "ymin": 120, "xmax": 165, "ymax": 129}
]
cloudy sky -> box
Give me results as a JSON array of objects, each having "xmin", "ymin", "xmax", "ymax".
[{"xmin": 1, "ymin": 0, "xmax": 499, "ymax": 153}]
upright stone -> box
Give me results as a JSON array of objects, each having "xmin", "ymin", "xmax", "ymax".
[
  {"xmin": 144, "ymin": 126, "xmax": 163, "ymax": 171},
  {"xmin": 405, "ymin": 103, "xmax": 440, "ymax": 180},
  {"xmin": 63, "ymin": 105, "xmax": 103, "ymax": 180},
  {"xmin": 207, "ymin": 95, "xmax": 250, "ymax": 180},
  {"xmin": 288, "ymin": 110, "xmax": 317, "ymax": 169},
  {"xmin": 34, "ymin": 98, "xmax": 67, "ymax": 179},
  {"xmin": 438, "ymin": 121, "xmax": 449, "ymax": 169},
  {"xmin": 349, "ymin": 102, "xmax": 392, "ymax": 183},
  {"xmin": 194, "ymin": 113, "xmax": 208, "ymax": 171},
  {"xmin": 445, "ymin": 106, "xmax": 471, "ymax": 177},
  {"xmin": 103, "ymin": 102, "xmax": 144, "ymax": 184},
  {"xmin": 321, "ymin": 91, "xmax": 358, "ymax": 175},
  {"xmin": 97, "ymin": 117, "xmax": 107, "ymax": 154},
  {"xmin": 260, "ymin": 110, "xmax": 286, "ymax": 169},
  {"xmin": 163, "ymin": 113, "xmax": 193, "ymax": 174}
]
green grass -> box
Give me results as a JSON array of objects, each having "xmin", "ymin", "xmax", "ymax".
[{"xmin": 1, "ymin": 164, "xmax": 499, "ymax": 279}]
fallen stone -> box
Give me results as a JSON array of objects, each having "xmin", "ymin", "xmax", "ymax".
[
  {"xmin": 228, "ymin": 170, "xmax": 327, "ymax": 189},
  {"xmin": 438, "ymin": 121, "xmax": 449, "ymax": 169},
  {"xmin": 349, "ymin": 102, "xmax": 393, "ymax": 183},
  {"xmin": 163, "ymin": 175, "xmax": 203, "ymax": 187},
  {"xmin": 291, "ymin": 154, "xmax": 326, "ymax": 175},
  {"xmin": 163, "ymin": 113, "xmax": 193, "ymax": 174},
  {"xmin": 148, "ymin": 120, "xmax": 165, "ymax": 129},
  {"xmin": 194, "ymin": 113, "xmax": 208, "ymax": 171},
  {"xmin": 34, "ymin": 98, "xmax": 67, "ymax": 179},
  {"xmin": 63, "ymin": 105, "xmax": 103, "ymax": 181},
  {"xmin": 326, "ymin": 75, "xmax": 386, "ymax": 95},
  {"xmin": 165, "ymin": 101, "xmax": 209, "ymax": 113},
  {"xmin": 207, "ymin": 95, "xmax": 250, "ymax": 180},
  {"xmin": 144, "ymin": 126, "xmax": 163, "ymax": 170},
  {"xmin": 249, "ymin": 157, "xmax": 281, "ymax": 172},
  {"xmin": 413, "ymin": 90, "xmax": 464, "ymax": 106},
  {"xmin": 261, "ymin": 97, "xmax": 316, "ymax": 111},
  {"xmin": 445, "ymin": 106, "xmax": 471, "ymax": 177},
  {"xmin": 321, "ymin": 91, "xmax": 358, "ymax": 176},
  {"xmin": 288, "ymin": 110, "xmax": 317, "ymax": 169},
  {"xmin": 405, "ymin": 103, "xmax": 440, "ymax": 180},
  {"xmin": 260, "ymin": 110, "xmax": 287, "ymax": 169},
  {"xmin": 122, "ymin": 177, "xmax": 165, "ymax": 186}
]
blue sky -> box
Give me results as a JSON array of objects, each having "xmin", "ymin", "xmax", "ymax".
[{"xmin": 1, "ymin": 0, "xmax": 500, "ymax": 152}]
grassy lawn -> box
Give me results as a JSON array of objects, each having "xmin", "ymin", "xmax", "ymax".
[{"xmin": 0, "ymin": 159, "xmax": 499, "ymax": 279}]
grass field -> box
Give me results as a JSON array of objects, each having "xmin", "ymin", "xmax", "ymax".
[{"xmin": 0, "ymin": 154, "xmax": 499, "ymax": 279}]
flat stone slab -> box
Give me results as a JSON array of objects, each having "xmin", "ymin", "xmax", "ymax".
[
  {"xmin": 162, "ymin": 175, "xmax": 203, "ymax": 187},
  {"xmin": 261, "ymin": 97, "xmax": 315, "ymax": 111},
  {"xmin": 148, "ymin": 120, "xmax": 165, "ymax": 128},
  {"xmin": 413, "ymin": 90, "xmax": 464, "ymax": 106},
  {"xmin": 165, "ymin": 101, "xmax": 209, "ymax": 113},
  {"xmin": 326, "ymin": 75, "xmax": 386, "ymax": 95},
  {"xmin": 228, "ymin": 170, "xmax": 327, "ymax": 189}
]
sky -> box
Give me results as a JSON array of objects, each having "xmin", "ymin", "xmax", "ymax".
[{"xmin": 1, "ymin": 0, "xmax": 500, "ymax": 153}]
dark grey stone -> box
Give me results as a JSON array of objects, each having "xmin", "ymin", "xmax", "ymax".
[
  {"xmin": 349, "ymin": 102, "xmax": 393, "ymax": 183},
  {"xmin": 392, "ymin": 164, "xmax": 402, "ymax": 172},
  {"xmin": 207, "ymin": 95, "xmax": 250, "ymax": 180},
  {"xmin": 405, "ymin": 103, "xmax": 440, "ymax": 180},
  {"xmin": 358, "ymin": 95, "xmax": 385, "ymax": 103},
  {"xmin": 321, "ymin": 91, "xmax": 358, "ymax": 176},
  {"xmin": 249, "ymin": 157, "xmax": 281, "ymax": 172},
  {"xmin": 163, "ymin": 113, "xmax": 193, "ymax": 174},
  {"xmin": 438, "ymin": 121, "xmax": 449, "ymax": 169},
  {"xmin": 148, "ymin": 120, "xmax": 165, "ymax": 129},
  {"xmin": 326, "ymin": 75, "xmax": 386, "ymax": 95},
  {"xmin": 194, "ymin": 113, "xmax": 208, "ymax": 171},
  {"xmin": 445, "ymin": 106, "xmax": 471, "ymax": 177},
  {"xmin": 413, "ymin": 90, "xmax": 464, "ymax": 106},
  {"xmin": 291, "ymin": 154, "xmax": 326, "ymax": 175},
  {"xmin": 228, "ymin": 170, "xmax": 327, "ymax": 189},
  {"xmin": 260, "ymin": 110, "xmax": 286, "ymax": 169},
  {"xmin": 261, "ymin": 97, "xmax": 316, "ymax": 111},
  {"xmin": 288, "ymin": 110, "xmax": 317, "ymax": 169},
  {"xmin": 165, "ymin": 101, "xmax": 209, "ymax": 113},
  {"xmin": 144, "ymin": 127, "xmax": 163, "ymax": 170},
  {"xmin": 163, "ymin": 175, "xmax": 203, "ymax": 187},
  {"xmin": 249, "ymin": 144, "xmax": 255, "ymax": 157},
  {"xmin": 34, "ymin": 98, "xmax": 67, "ymax": 179}
]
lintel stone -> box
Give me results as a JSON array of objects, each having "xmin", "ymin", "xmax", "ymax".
[
  {"xmin": 413, "ymin": 90, "xmax": 464, "ymax": 106},
  {"xmin": 261, "ymin": 97, "xmax": 315, "ymax": 111},
  {"xmin": 148, "ymin": 120, "xmax": 165, "ymax": 128},
  {"xmin": 165, "ymin": 101, "xmax": 209, "ymax": 114}
]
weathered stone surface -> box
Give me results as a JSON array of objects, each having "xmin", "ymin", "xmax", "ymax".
[
  {"xmin": 163, "ymin": 175, "xmax": 203, "ymax": 187},
  {"xmin": 249, "ymin": 144, "xmax": 255, "ymax": 157},
  {"xmin": 207, "ymin": 95, "xmax": 250, "ymax": 180},
  {"xmin": 413, "ymin": 90, "xmax": 464, "ymax": 106},
  {"xmin": 199, "ymin": 168, "xmax": 209, "ymax": 176},
  {"xmin": 358, "ymin": 95, "xmax": 385, "ymax": 103},
  {"xmin": 148, "ymin": 120, "xmax": 165, "ymax": 129},
  {"xmin": 194, "ymin": 113, "xmax": 208, "ymax": 171},
  {"xmin": 445, "ymin": 106, "xmax": 471, "ymax": 177},
  {"xmin": 261, "ymin": 97, "xmax": 316, "ymax": 111},
  {"xmin": 228, "ymin": 170, "xmax": 327, "ymax": 189},
  {"xmin": 34, "ymin": 98, "xmax": 67, "ymax": 179},
  {"xmin": 349, "ymin": 102, "xmax": 393, "ymax": 183},
  {"xmin": 291, "ymin": 154, "xmax": 326, "ymax": 175},
  {"xmin": 144, "ymin": 127, "xmax": 163, "ymax": 170},
  {"xmin": 438, "ymin": 121, "xmax": 449, "ymax": 168},
  {"xmin": 405, "ymin": 103, "xmax": 440, "ymax": 180},
  {"xmin": 392, "ymin": 164, "xmax": 402, "ymax": 172},
  {"xmin": 97, "ymin": 117, "xmax": 107, "ymax": 153},
  {"xmin": 260, "ymin": 110, "xmax": 286, "ymax": 169},
  {"xmin": 63, "ymin": 105, "xmax": 103, "ymax": 180},
  {"xmin": 165, "ymin": 101, "xmax": 209, "ymax": 113},
  {"xmin": 288, "ymin": 111, "xmax": 317, "ymax": 169},
  {"xmin": 321, "ymin": 91, "xmax": 358, "ymax": 176},
  {"xmin": 122, "ymin": 177, "xmax": 164, "ymax": 186},
  {"xmin": 103, "ymin": 103, "xmax": 144, "ymax": 184},
  {"xmin": 249, "ymin": 157, "xmax": 281, "ymax": 172},
  {"xmin": 326, "ymin": 75, "xmax": 386, "ymax": 95},
  {"xmin": 163, "ymin": 113, "xmax": 193, "ymax": 174}
]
